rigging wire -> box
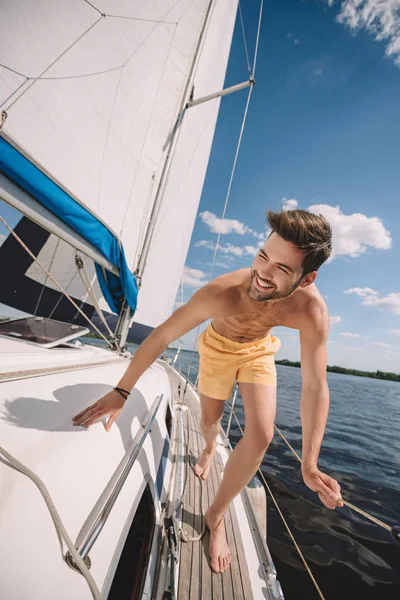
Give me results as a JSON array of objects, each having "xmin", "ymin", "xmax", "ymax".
[{"xmin": 0, "ymin": 216, "xmax": 114, "ymax": 348}]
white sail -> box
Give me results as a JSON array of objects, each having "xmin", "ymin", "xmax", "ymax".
[{"xmin": 0, "ymin": 0, "xmax": 239, "ymax": 328}]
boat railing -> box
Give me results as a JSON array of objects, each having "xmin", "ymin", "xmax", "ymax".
[{"xmin": 66, "ymin": 393, "xmax": 164, "ymax": 569}]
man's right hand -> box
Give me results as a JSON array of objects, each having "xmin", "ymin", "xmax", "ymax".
[{"xmin": 72, "ymin": 390, "xmax": 126, "ymax": 431}]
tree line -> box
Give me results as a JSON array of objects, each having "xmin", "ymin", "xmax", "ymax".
[{"xmin": 276, "ymin": 359, "xmax": 400, "ymax": 382}]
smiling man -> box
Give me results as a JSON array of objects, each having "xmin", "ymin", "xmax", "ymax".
[{"xmin": 73, "ymin": 208, "xmax": 343, "ymax": 575}]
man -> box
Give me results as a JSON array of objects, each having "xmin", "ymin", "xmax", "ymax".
[{"xmin": 73, "ymin": 209, "xmax": 343, "ymax": 574}]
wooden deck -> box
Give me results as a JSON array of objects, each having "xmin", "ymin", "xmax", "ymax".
[{"xmin": 166, "ymin": 368, "xmax": 253, "ymax": 600}]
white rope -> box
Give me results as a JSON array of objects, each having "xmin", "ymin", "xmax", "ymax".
[
  {"xmin": 273, "ymin": 425, "xmax": 394, "ymax": 533},
  {"xmin": 0, "ymin": 446, "xmax": 101, "ymax": 600},
  {"xmin": 252, "ymin": 0, "xmax": 264, "ymax": 79},
  {"xmin": 187, "ymin": 1, "xmax": 264, "ymax": 364},
  {"xmin": 3, "ymin": 16, "xmax": 103, "ymax": 111},
  {"xmin": 75, "ymin": 253, "xmax": 114, "ymax": 337},
  {"xmin": 208, "ymin": 83, "xmax": 254, "ymax": 279},
  {"xmin": 0, "ymin": 216, "xmax": 114, "ymax": 348},
  {"xmin": 34, "ymin": 238, "xmax": 61, "ymax": 316},
  {"xmin": 238, "ymin": 2, "xmax": 252, "ymax": 75}
]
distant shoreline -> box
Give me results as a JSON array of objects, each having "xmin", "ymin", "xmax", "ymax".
[
  {"xmin": 17, "ymin": 328, "xmax": 395, "ymax": 383},
  {"xmin": 276, "ymin": 359, "xmax": 400, "ymax": 382}
]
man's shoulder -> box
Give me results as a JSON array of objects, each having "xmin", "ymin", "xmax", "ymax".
[
  {"xmin": 298, "ymin": 286, "xmax": 329, "ymax": 336},
  {"xmin": 209, "ymin": 268, "xmax": 250, "ymax": 293},
  {"xmin": 195, "ymin": 268, "xmax": 248, "ymax": 304}
]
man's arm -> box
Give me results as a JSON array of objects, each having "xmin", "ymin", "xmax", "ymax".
[
  {"xmin": 72, "ymin": 277, "xmax": 226, "ymax": 429},
  {"xmin": 116, "ymin": 280, "xmax": 225, "ymax": 392},
  {"xmin": 299, "ymin": 307, "xmax": 343, "ymax": 509}
]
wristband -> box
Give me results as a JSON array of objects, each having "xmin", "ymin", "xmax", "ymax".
[{"xmin": 113, "ymin": 386, "xmax": 130, "ymax": 400}]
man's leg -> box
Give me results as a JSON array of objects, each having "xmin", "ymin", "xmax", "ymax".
[
  {"xmin": 194, "ymin": 392, "xmax": 225, "ymax": 480},
  {"xmin": 205, "ymin": 382, "xmax": 276, "ymax": 573}
]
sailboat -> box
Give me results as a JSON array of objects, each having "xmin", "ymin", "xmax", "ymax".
[{"xmin": 0, "ymin": 1, "xmax": 284, "ymax": 598}]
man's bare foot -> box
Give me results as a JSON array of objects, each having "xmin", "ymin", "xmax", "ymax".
[
  {"xmin": 194, "ymin": 449, "xmax": 214, "ymax": 480},
  {"xmin": 205, "ymin": 508, "xmax": 232, "ymax": 573}
]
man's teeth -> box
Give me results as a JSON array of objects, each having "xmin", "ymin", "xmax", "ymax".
[{"xmin": 256, "ymin": 276, "xmax": 273, "ymax": 289}]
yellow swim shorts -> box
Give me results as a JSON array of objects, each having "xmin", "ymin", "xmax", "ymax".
[{"xmin": 197, "ymin": 323, "xmax": 281, "ymax": 400}]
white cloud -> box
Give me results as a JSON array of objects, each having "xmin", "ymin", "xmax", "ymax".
[
  {"xmin": 383, "ymin": 349, "xmax": 400, "ymax": 359},
  {"xmin": 244, "ymin": 245, "xmax": 259, "ymax": 257},
  {"xmin": 0, "ymin": 233, "xmax": 5, "ymax": 246},
  {"xmin": 344, "ymin": 287, "xmax": 400, "ymax": 316},
  {"xmin": 219, "ymin": 243, "xmax": 254, "ymax": 257},
  {"xmin": 199, "ymin": 211, "xmax": 249, "ymax": 235},
  {"xmin": 364, "ymin": 293, "xmax": 400, "ymax": 315},
  {"xmin": 195, "ymin": 240, "xmax": 215, "ymax": 250},
  {"xmin": 282, "ymin": 198, "xmax": 298, "ymax": 211},
  {"xmin": 389, "ymin": 329, "xmax": 400, "ymax": 335},
  {"xmin": 368, "ymin": 342, "xmax": 393, "ymax": 349},
  {"xmin": 199, "ymin": 211, "xmax": 263, "ymax": 237},
  {"xmin": 330, "ymin": 315, "xmax": 342, "ymax": 324},
  {"xmin": 343, "ymin": 346, "xmax": 368, "ymax": 353},
  {"xmin": 207, "ymin": 260, "xmax": 232, "ymax": 269},
  {"xmin": 182, "ymin": 266, "xmax": 207, "ymax": 288},
  {"xmin": 344, "ymin": 287, "xmax": 379, "ymax": 297},
  {"xmin": 195, "ymin": 239, "xmax": 259, "ymax": 259},
  {"xmin": 340, "ymin": 332, "xmax": 369, "ymax": 339},
  {"xmin": 326, "ymin": 1, "xmax": 400, "ymax": 66},
  {"xmin": 307, "ymin": 204, "xmax": 391, "ymax": 258}
]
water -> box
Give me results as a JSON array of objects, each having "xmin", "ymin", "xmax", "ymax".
[
  {"xmin": 163, "ymin": 347, "xmax": 400, "ymax": 599},
  {"xmin": 84, "ymin": 339, "xmax": 400, "ymax": 598}
]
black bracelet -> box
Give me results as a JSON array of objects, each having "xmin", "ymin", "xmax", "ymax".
[{"xmin": 113, "ymin": 386, "xmax": 130, "ymax": 400}]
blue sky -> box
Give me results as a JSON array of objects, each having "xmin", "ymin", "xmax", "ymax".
[
  {"xmin": 176, "ymin": 0, "xmax": 400, "ymax": 371},
  {"xmin": 1, "ymin": 1, "xmax": 399, "ymax": 372}
]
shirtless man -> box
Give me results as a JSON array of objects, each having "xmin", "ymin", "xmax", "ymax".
[{"xmin": 73, "ymin": 209, "xmax": 343, "ymax": 574}]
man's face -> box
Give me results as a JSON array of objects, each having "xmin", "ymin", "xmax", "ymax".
[{"xmin": 249, "ymin": 233, "xmax": 310, "ymax": 302}]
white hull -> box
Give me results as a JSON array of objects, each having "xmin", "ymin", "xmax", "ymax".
[
  {"xmin": 0, "ymin": 336, "xmax": 283, "ymax": 599},
  {"xmin": 0, "ymin": 337, "xmax": 174, "ymax": 599}
]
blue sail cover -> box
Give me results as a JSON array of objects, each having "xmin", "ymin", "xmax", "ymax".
[{"xmin": 0, "ymin": 137, "xmax": 138, "ymax": 315}]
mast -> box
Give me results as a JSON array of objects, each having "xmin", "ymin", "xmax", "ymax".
[
  {"xmin": 134, "ymin": 0, "xmax": 216, "ymax": 286},
  {"xmin": 114, "ymin": 0, "xmax": 217, "ymax": 350}
]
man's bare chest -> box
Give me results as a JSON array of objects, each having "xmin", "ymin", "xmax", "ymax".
[{"xmin": 214, "ymin": 301, "xmax": 300, "ymax": 341}]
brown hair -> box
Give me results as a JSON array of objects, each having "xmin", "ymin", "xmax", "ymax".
[{"xmin": 267, "ymin": 209, "xmax": 332, "ymax": 275}]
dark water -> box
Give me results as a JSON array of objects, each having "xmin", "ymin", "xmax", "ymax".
[{"xmin": 163, "ymin": 347, "xmax": 400, "ymax": 599}]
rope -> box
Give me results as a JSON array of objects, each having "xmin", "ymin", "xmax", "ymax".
[
  {"xmin": 252, "ymin": 0, "xmax": 264, "ymax": 79},
  {"xmin": 49, "ymin": 268, "xmax": 80, "ymax": 319},
  {"xmin": 34, "ymin": 238, "xmax": 60, "ymax": 316},
  {"xmin": 187, "ymin": 0, "xmax": 264, "ymax": 369},
  {"xmin": 167, "ymin": 367, "xmax": 206, "ymax": 543},
  {"xmin": 238, "ymin": 2, "xmax": 252, "ymax": 75},
  {"xmin": 0, "ymin": 216, "xmax": 114, "ymax": 348},
  {"xmin": 3, "ymin": 16, "xmax": 103, "ymax": 111},
  {"xmin": 75, "ymin": 253, "xmax": 114, "ymax": 337},
  {"xmin": 0, "ymin": 446, "xmax": 101, "ymax": 600},
  {"xmin": 229, "ymin": 410, "xmax": 326, "ymax": 600},
  {"xmin": 273, "ymin": 425, "xmax": 394, "ymax": 534}
]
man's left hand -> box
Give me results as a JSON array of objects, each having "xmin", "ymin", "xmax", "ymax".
[{"xmin": 302, "ymin": 468, "xmax": 344, "ymax": 510}]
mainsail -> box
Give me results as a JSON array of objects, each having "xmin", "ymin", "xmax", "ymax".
[{"xmin": 0, "ymin": 0, "xmax": 239, "ymax": 337}]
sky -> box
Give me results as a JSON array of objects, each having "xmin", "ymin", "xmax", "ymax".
[
  {"xmin": 174, "ymin": 0, "xmax": 400, "ymax": 371},
  {"xmin": 1, "ymin": 1, "xmax": 400, "ymax": 372}
]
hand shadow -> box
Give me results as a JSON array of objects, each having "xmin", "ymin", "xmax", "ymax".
[
  {"xmin": 2, "ymin": 383, "xmax": 170, "ymax": 506},
  {"xmin": 2, "ymin": 383, "xmax": 148, "ymax": 453}
]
